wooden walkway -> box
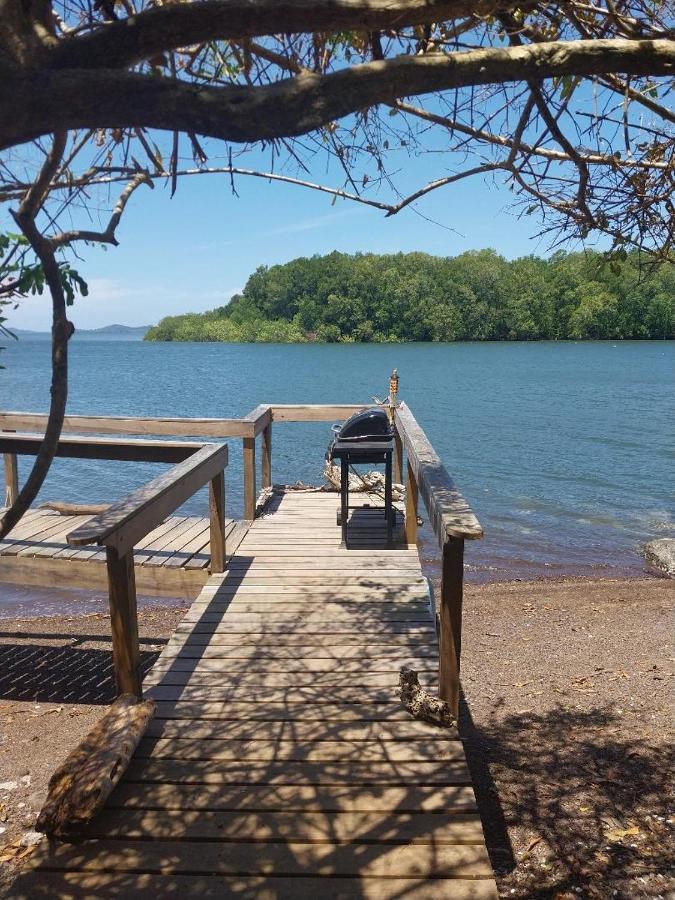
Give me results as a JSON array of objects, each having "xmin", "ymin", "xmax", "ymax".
[
  {"xmin": 0, "ymin": 508, "xmax": 249, "ymax": 597},
  {"xmin": 14, "ymin": 490, "xmax": 498, "ymax": 899}
]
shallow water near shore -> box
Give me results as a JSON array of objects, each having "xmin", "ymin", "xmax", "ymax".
[{"xmin": 1, "ymin": 338, "xmax": 673, "ymax": 615}]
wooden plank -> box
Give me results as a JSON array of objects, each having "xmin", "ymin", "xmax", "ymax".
[
  {"xmin": 162, "ymin": 634, "xmax": 438, "ymax": 665},
  {"xmin": 13, "ymin": 872, "xmax": 499, "ymax": 899},
  {"xmin": 150, "ymin": 654, "xmax": 437, "ymax": 671},
  {"xmin": 0, "ymin": 411, "xmax": 255, "ymax": 438},
  {"xmin": 134, "ymin": 737, "xmax": 463, "ymax": 764},
  {"xmin": 0, "ymin": 553, "xmax": 206, "ymax": 599},
  {"xmin": 68, "ymin": 443, "xmax": 228, "ymax": 556},
  {"xmin": 144, "ymin": 670, "xmax": 435, "ymax": 690},
  {"xmin": 109, "ymin": 782, "xmax": 476, "ymax": 812},
  {"xmin": 0, "ymin": 433, "xmax": 207, "ymax": 464},
  {"xmin": 271, "ymin": 404, "xmax": 370, "ymax": 422},
  {"xmin": 82, "ymin": 807, "xmax": 485, "ymax": 844},
  {"xmin": 144, "ymin": 701, "xmax": 426, "ymax": 722},
  {"xmin": 143, "ymin": 718, "xmax": 450, "ymax": 742},
  {"xmin": 145, "ymin": 685, "xmax": 422, "ymax": 702},
  {"xmin": 29, "ymin": 838, "xmax": 490, "ymax": 878}
]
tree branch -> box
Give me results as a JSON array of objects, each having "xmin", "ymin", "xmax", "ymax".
[
  {"xmin": 46, "ymin": 0, "xmax": 523, "ymax": 70},
  {"xmin": 1, "ymin": 130, "xmax": 69, "ymax": 540},
  {"xmin": 3, "ymin": 39, "xmax": 674, "ymax": 151},
  {"xmin": 50, "ymin": 171, "xmax": 154, "ymax": 247}
]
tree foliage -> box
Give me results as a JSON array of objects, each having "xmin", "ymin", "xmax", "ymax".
[{"xmin": 146, "ymin": 249, "xmax": 674, "ymax": 343}]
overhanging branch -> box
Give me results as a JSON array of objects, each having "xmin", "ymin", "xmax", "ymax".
[
  {"xmin": 46, "ymin": 0, "xmax": 525, "ymax": 70},
  {"xmin": 3, "ymin": 39, "xmax": 675, "ymax": 150}
]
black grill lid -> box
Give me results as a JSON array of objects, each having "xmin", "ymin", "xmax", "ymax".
[{"xmin": 334, "ymin": 407, "xmax": 393, "ymax": 443}]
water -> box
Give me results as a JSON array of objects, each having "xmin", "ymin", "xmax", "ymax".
[{"xmin": 1, "ymin": 338, "xmax": 673, "ymax": 613}]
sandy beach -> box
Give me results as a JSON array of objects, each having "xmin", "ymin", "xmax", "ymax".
[{"xmin": 0, "ymin": 576, "xmax": 672, "ymax": 898}]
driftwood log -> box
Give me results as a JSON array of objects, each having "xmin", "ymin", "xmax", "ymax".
[
  {"xmin": 39, "ymin": 500, "xmax": 110, "ymax": 515},
  {"xmin": 400, "ymin": 667, "xmax": 456, "ymax": 728},
  {"xmin": 36, "ymin": 694, "xmax": 155, "ymax": 836}
]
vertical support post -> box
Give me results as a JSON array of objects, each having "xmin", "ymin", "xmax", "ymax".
[
  {"xmin": 243, "ymin": 436, "xmax": 256, "ymax": 520},
  {"xmin": 105, "ymin": 546, "xmax": 141, "ymax": 699},
  {"xmin": 438, "ymin": 537, "xmax": 464, "ymax": 720},
  {"xmin": 261, "ymin": 423, "xmax": 272, "ymax": 490},
  {"xmin": 393, "ymin": 429, "xmax": 403, "ymax": 485},
  {"xmin": 340, "ymin": 455, "xmax": 349, "ymax": 547},
  {"xmin": 4, "ymin": 453, "xmax": 18, "ymax": 507},
  {"xmin": 404, "ymin": 460, "xmax": 418, "ymax": 545},
  {"xmin": 209, "ymin": 470, "xmax": 226, "ymax": 573}
]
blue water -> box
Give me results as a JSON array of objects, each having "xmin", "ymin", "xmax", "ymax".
[{"xmin": 2, "ymin": 338, "xmax": 673, "ymax": 592}]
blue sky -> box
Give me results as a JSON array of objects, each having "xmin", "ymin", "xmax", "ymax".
[{"xmin": 10, "ymin": 143, "xmax": 575, "ymax": 331}]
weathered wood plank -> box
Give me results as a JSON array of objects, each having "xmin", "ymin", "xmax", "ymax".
[
  {"xmin": 134, "ymin": 737, "xmax": 463, "ymax": 764},
  {"xmin": 13, "ymin": 871, "xmax": 499, "ymax": 899},
  {"xmin": 82, "ymin": 808, "xmax": 485, "ymax": 844},
  {"xmin": 108, "ymin": 782, "xmax": 476, "ymax": 813}
]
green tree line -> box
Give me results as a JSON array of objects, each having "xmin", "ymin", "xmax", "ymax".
[{"xmin": 145, "ymin": 249, "xmax": 674, "ymax": 343}]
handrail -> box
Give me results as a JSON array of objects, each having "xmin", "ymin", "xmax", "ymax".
[
  {"xmin": 0, "ymin": 411, "xmax": 254, "ymax": 438},
  {"xmin": 270, "ymin": 404, "xmax": 371, "ymax": 422},
  {"xmin": 0, "ymin": 432, "xmax": 207, "ymax": 464},
  {"xmin": 394, "ymin": 402, "xmax": 483, "ymax": 546},
  {"xmin": 68, "ymin": 442, "xmax": 228, "ymax": 557}
]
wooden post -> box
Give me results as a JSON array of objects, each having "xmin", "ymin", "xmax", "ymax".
[
  {"xmin": 105, "ymin": 546, "xmax": 142, "ymax": 699},
  {"xmin": 261, "ymin": 423, "xmax": 272, "ymax": 490},
  {"xmin": 243, "ymin": 436, "xmax": 256, "ymax": 520},
  {"xmin": 393, "ymin": 430, "xmax": 403, "ymax": 484},
  {"xmin": 404, "ymin": 460, "xmax": 418, "ymax": 545},
  {"xmin": 438, "ymin": 537, "xmax": 464, "ymax": 720},
  {"xmin": 4, "ymin": 453, "xmax": 18, "ymax": 507},
  {"xmin": 209, "ymin": 470, "xmax": 226, "ymax": 574}
]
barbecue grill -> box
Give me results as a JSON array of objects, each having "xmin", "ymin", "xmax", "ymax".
[{"xmin": 327, "ymin": 407, "xmax": 395, "ymax": 546}]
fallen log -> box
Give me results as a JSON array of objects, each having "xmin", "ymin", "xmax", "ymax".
[
  {"xmin": 36, "ymin": 694, "xmax": 155, "ymax": 836},
  {"xmin": 400, "ymin": 667, "xmax": 455, "ymax": 728},
  {"xmin": 39, "ymin": 500, "xmax": 110, "ymax": 515}
]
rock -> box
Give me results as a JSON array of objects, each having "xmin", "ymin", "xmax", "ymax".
[{"xmin": 644, "ymin": 538, "xmax": 675, "ymax": 577}]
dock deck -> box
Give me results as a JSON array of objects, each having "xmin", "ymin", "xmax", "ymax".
[
  {"xmin": 0, "ymin": 509, "xmax": 249, "ymax": 597},
  {"xmin": 13, "ymin": 489, "xmax": 498, "ymax": 898}
]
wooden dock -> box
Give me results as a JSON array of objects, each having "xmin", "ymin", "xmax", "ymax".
[
  {"xmin": 3, "ymin": 397, "xmax": 496, "ymax": 897},
  {"xmin": 13, "ymin": 489, "xmax": 498, "ymax": 898}
]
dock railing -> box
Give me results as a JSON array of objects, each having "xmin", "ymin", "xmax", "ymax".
[
  {"xmin": 0, "ymin": 433, "xmax": 228, "ymax": 698},
  {"xmin": 2, "ymin": 397, "xmax": 482, "ymax": 714}
]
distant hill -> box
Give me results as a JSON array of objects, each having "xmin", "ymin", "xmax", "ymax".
[{"xmin": 13, "ymin": 324, "xmax": 150, "ymax": 339}]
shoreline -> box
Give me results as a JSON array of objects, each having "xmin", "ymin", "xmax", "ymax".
[{"xmin": 0, "ymin": 570, "xmax": 668, "ymax": 621}]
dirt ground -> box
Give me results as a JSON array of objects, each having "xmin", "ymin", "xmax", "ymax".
[{"xmin": 0, "ymin": 577, "xmax": 672, "ymax": 898}]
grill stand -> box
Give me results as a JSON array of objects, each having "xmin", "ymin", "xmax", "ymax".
[{"xmin": 331, "ymin": 440, "xmax": 394, "ymax": 547}]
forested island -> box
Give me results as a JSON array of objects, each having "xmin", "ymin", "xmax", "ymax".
[{"xmin": 145, "ymin": 249, "xmax": 673, "ymax": 343}]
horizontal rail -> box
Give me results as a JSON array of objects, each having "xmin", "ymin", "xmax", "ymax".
[
  {"xmin": 0, "ymin": 433, "xmax": 208, "ymax": 464},
  {"xmin": 67, "ymin": 442, "xmax": 229, "ymax": 557},
  {"xmin": 0, "ymin": 412, "xmax": 254, "ymax": 439},
  {"xmin": 270, "ymin": 404, "xmax": 371, "ymax": 422},
  {"xmin": 395, "ymin": 403, "xmax": 483, "ymax": 545}
]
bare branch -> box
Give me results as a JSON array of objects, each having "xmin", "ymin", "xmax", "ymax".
[{"xmin": 50, "ymin": 170, "xmax": 154, "ymax": 246}]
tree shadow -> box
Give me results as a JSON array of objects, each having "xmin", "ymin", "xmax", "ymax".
[{"xmin": 461, "ymin": 700, "xmax": 673, "ymax": 897}]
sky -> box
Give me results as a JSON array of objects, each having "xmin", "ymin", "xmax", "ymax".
[{"xmin": 8, "ymin": 141, "xmax": 580, "ymax": 331}]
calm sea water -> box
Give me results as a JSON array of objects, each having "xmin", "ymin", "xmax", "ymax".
[{"xmin": 1, "ymin": 338, "xmax": 673, "ymax": 613}]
